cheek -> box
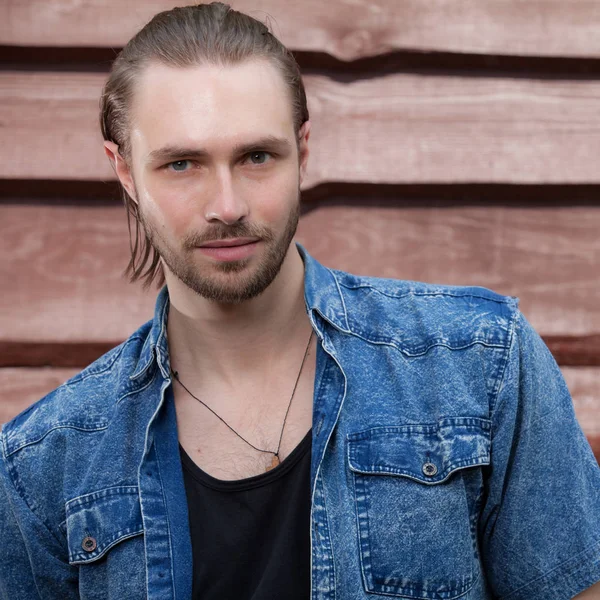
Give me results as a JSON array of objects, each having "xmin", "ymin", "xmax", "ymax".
[
  {"xmin": 137, "ymin": 185, "xmax": 192, "ymax": 237},
  {"xmin": 137, "ymin": 173, "xmax": 202, "ymax": 232},
  {"xmin": 252, "ymin": 171, "xmax": 300, "ymax": 224}
]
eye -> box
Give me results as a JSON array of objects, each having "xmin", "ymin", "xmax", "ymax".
[
  {"xmin": 167, "ymin": 160, "xmax": 191, "ymax": 172},
  {"xmin": 246, "ymin": 151, "xmax": 271, "ymax": 165}
]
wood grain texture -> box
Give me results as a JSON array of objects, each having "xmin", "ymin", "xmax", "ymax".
[
  {"xmin": 1, "ymin": 201, "xmax": 598, "ymax": 346},
  {"xmin": 4, "ymin": 71, "xmax": 600, "ymax": 184},
  {"xmin": 1, "ymin": 366, "xmax": 597, "ymax": 464},
  {"xmin": 545, "ymin": 335, "xmax": 600, "ymax": 367},
  {"xmin": 563, "ymin": 367, "xmax": 600, "ymax": 463},
  {"xmin": 0, "ymin": 202, "xmax": 156, "ymax": 343},
  {"xmin": 297, "ymin": 201, "xmax": 600, "ymax": 337},
  {"xmin": 3, "ymin": 1, "xmax": 600, "ymax": 60},
  {"xmin": 0, "ymin": 368, "xmax": 78, "ymax": 424}
]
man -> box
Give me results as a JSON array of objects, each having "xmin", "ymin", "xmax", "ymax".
[{"xmin": 1, "ymin": 3, "xmax": 599, "ymax": 599}]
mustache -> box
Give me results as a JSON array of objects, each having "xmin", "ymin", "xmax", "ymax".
[{"xmin": 183, "ymin": 222, "xmax": 274, "ymax": 249}]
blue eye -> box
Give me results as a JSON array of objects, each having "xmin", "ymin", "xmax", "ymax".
[
  {"xmin": 248, "ymin": 151, "xmax": 270, "ymax": 165},
  {"xmin": 169, "ymin": 160, "xmax": 190, "ymax": 172}
]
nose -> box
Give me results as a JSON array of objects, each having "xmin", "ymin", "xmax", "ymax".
[{"xmin": 204, "ymin": 166, "xmax": 249, "ymax": 225}]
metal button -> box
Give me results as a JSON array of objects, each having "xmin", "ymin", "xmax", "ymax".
[
  {"xmin": 422, "ymin": 461, "xmax": 438, "ymax": 477},
  {"xmin": 82, "ymin": 536, "xmax": 97, "ymax": 552}
]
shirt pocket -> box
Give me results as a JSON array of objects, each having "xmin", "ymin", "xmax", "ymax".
[
  {"xmin": 347, "ymin": 417, "xmax": 490, "ymax": 599},
  {"xmin": 62, "ymin": 486, "xmax": 146, "ymax": 599}
]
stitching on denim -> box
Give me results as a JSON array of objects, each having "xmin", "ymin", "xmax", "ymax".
[
  {"xmin": 6, "ymin": 422, "xmax": 109, "ymax": 457},
  {"xmin": 67, "ymin": 334, "xmax": 146, "ymax": 386},
  {"xmin": 498, "ymin": 535, "xmax": 600, "ymax": 600},
  {"xmin": 310, "ymin": 292, "xmax": 514, "ymax": 354},
  {"xmin": 349, "ymin": 460, "xmax": 370, "ymax": 594},
  {"xmin": 69, "ymin": 529, "xmax": 144, "ymax": 564},
  {"xmin": 338, "ymin": 279, "xmax": 518, "ymax": 306},
  {"xmin": 488, "ymin": 307, "xmax": 520, "ymax": 424},
  {"xmin": 2, "ymin": 448, "xmax": 67, "ymax": 551},
  {"xmin": 154, "ymin": 296, "xmax": 171, "ymax": 381},
  {"xmin": 116, "ymin": 371, "xmax": 159, "ymax": 406},
  {"xmin": 350, "ymin": 457, "xmax": 480, "ymax": 598},
  {"xmin": 329, "ymin": 269, "xmax": 350, "ymax": 331},
  {"xmin": 349, "ymin": 456, "xmax": 491, "ymax": 483},
  {"xmin": 65, "ymin": 486, "xmax": 139, "ymax": 512},
  {"xmin": 318, "ymin": 470, "xmax": 338, "ymax": 600},
  {"xmin": 335, "ymin": 330, "xmax": 507, "ymax": 357},
  {"xmin": 347, "ymin": 418, "xmax": 492, "ymax": 439},
  {"xmin": 310, "ymin": 341, "xmax": 346, "ymax": 600},
  {"xmin": 154, "ymin": 439, "xmax": 177, "ymax": 599},
  {"xmin": 354, "ymin": 470, "xmax": 375, "ymax": 590},
  {"xmin": 138, "ymin": 376, "xmax": 167, "ymax": 599}
]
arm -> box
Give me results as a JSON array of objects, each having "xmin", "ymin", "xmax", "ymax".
[
  {"xmin": 479, "ymin": 311, "xmax": 600, "ymax": 600},
  {"xmin": 575, "ymin": 581, "xmax": 600, "ymax": 599}
]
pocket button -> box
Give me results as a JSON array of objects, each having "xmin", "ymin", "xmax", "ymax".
[
  {"xmin": 82, "ymin": 536, "xmax": 97, "ymax": 552},
  {"xmin": 422, "ymin": 461, "xmax": 438, "ymax": 477}
]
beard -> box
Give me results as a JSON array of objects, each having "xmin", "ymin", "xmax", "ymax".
[{"xmin": 137, "ymin": 189, "xmax": 301, "ymax": 304}]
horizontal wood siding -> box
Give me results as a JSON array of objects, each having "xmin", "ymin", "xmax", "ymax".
[
  {"xmin": 3, "ymin": 1, "xmax": 600, "ymax": 59},
  {"xmin": 4, "ymin": 72, "xmax": 600, "ymax": 184},
  {"xmin": 1, "ymin": 202, "xmax": 599, "ymax": 347}
]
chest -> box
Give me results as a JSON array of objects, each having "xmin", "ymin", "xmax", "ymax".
[{"xmin": 174, "ymin": 358, "xmax": 316, "ymax": 480}]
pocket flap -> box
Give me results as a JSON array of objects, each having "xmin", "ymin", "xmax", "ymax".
[
  {"xmin": 347, "ymin": 417, "xmax": 491, "ymax": 484},
  {"xmin": 64, "ymin": 486, "xmax": 143, "ymax": 564}
]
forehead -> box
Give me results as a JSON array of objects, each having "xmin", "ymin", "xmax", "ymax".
[{"xmin": 129, "ymin": 59, "xmax": 295, "ymax": 157}]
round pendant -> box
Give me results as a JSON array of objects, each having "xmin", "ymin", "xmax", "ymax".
[{"xmin": 266, "ymin": 454, "xmax": 280, "ymax": 472}]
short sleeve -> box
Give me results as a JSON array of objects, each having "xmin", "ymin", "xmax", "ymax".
[{"xmin": 479, "ymin": 310, "xmax": 600, "ymax": 600}]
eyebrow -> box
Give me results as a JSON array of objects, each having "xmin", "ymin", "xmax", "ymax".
[{"xmin": 146, "ymin": 135, "xmax": 293, "ymax": 164}]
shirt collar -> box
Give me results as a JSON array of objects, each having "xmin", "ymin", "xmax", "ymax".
[
  {"xmin": 130, "ymin": 243, "xmax": 348, "ymax": 382},
  {"xmin": 297, "ymin": 243, "xmax": 349, "ymax": 332},
  {"xmin": 130, "ymin": 284, "xmax": 171, "ymax": 382}
]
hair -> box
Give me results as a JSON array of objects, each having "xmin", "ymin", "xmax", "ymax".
[{"xmin": 99, "ymin": 2, "xmax": 309, "ymax": 289}]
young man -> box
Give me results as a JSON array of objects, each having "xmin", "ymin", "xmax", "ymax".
[{"xmin": 1, "ymin": 3, "xmax": 599, "ymax": 599}]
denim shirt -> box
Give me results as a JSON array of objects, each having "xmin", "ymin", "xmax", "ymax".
[{"xmin": 1, "ymin": 244, "xmax": 600, "ymax": 600}]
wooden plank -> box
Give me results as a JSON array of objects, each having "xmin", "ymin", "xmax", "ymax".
[
  {"xmin": 0, "ymin": 202, "xmax": 155, "ymax": 344},
  {"xmin": 545, "ymin": 335, "xmax": 600, "ymax": 368},
  {"xmin": 3, "ymin": 1, "xmax": 600, "ymax": 60},
  {"xmin": 0, "ymin": 368, "xmax": 78, "ymax": 424},
  {"xmin": 563, "ymin": 367, "xmax": 600, "ymax": 463},
  {"xmin": 1, "ymin": 367, "xmax": 598, "ymax": 465},
  {"xmin": 297, "ymin": 201, "xmax": 600, "ymax": 337},
  {"xmin": 4, "ymin": 72, "xmax": 600, "ymax": 185},
  {"xmin": 0, "ymin": 201, "xmax": 598, "ymax": 349}
]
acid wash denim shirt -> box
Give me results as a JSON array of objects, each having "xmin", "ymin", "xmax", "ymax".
[{"xmin": 1, "ymin": 244, "xmax": 600, "ymax": 600}]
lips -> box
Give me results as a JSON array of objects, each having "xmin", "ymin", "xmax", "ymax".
[
  {"xmin": 199, "ymin": 237, "xmax": 259, "ymax": 248},
  {"xmin": 196, "ymin": 238, "xmax": 260, "ymax": 261}
]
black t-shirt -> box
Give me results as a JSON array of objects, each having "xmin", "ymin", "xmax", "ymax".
[{"xmin": 180, "ymin": 428, "xmax": 312, "ymax": 599}]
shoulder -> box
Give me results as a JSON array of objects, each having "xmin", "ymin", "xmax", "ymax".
[
  {"xmin": 1, "ymin": 320, "xmax": 152, "ymax": 459},
  {"xmin": 329, "ymin": 268, "xmax": 519, "ymax": 355}
]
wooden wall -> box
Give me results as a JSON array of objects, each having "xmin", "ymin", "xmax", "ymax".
[{"xmin": 1, "ymin": 1, "xmax": 598, "ymax": 460}]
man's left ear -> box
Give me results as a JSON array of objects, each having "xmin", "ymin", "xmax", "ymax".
[{"xmin": 298, "ymin": 120, "xmax": 311, "ymax": 185}]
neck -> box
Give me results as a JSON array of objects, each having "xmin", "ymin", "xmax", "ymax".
[{"xmin": 165, "ymin": 243, "xmax": 311, "ymax": 384}]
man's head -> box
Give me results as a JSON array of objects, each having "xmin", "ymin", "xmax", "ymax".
[{"xmin": 100, "ymin": 2, "xmax": 310, "ymax": 301}]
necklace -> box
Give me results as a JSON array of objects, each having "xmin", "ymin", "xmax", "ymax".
[{"xmin": 171, "ymin": 329, "xmax": 314, "ymax": 473}]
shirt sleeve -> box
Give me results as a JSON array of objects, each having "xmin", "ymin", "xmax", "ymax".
[
  {"xmin": 0, "ymin": 440, "xmax": 78, "ymax": 599},
  {"xmin": 479, "ymin": 310, "xmax": 600, "ymax": 600}
]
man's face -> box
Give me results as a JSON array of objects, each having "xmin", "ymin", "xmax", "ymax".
[{"xmin": 119, "ymin": 59, "xmax": 309, "ymax": 303}]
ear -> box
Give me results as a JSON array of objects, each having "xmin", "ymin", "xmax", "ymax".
[
  {"xmin": 297, "ymin": 120, "xmax": 311, "ymax": 186},
  {"xmin": 103, "ymin": 141, "xmax": 137, "ymax": 204}
]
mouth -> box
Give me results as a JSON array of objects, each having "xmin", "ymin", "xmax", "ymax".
[
  {"xmin": 196, "ymin": 238, "xmax": 261, "ymax": 261},
  {"xmin": 198, "ymin": 237, "xmax": 260, "ymax": 249}
]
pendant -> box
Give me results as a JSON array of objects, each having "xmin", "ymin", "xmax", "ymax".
[{"xmin": 266, "ymin": 454, "xmax": 280, "ymax": 472}]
